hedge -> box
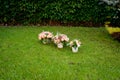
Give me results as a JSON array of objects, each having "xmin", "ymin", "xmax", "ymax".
[{"xmin": 0, "ymin": 0, "xmax": 116, "ymax": 26}]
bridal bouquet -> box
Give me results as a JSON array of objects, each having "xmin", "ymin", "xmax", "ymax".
[
  {"xmin": 69, "ymin": 39, "xmax": 81, "ymax": 53},
  {"xmin": 53, "ymin": 33, "xmax": 69, "ymax": 48},
  {"xmin": 38, "ymin": 31, "xmax": 54, "ymax": 44}
]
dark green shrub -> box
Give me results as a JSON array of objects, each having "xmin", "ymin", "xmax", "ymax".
[
  {"xmin": 0, "ymin": 0, "xmax": 116, "ymax": 26},
  {"xmin": 99, "ymin": 0, "xmax": 120, "ymax": 27}
]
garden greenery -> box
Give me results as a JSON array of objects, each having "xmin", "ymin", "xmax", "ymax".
[
  {"xmin": 99, "ymin": 0, "xmax": 120, "ymax": 27},
  {"xmin": 0, "ymin": 0, "xmax": 119, "ymax": 26}
]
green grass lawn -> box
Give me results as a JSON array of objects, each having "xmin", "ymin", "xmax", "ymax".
[{"xmin": 0, "ymin": 26, "xmax": 120, "ymax": 80}]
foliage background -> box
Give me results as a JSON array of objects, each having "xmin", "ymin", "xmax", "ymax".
[{"xmin": 0, "ymin": 0, "xmax": 115, "ymax": 26}]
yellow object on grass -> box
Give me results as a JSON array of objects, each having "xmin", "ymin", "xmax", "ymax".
[{"xmin": 105, "ymin": 26, "xmax": 120, "ymax": 34}]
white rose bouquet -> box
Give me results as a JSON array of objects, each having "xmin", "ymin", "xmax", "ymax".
[{"xmin": 69, "ymin": 39, "xmax": 81, "ymax": 53}]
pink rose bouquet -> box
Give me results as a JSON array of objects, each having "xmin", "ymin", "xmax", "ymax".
[
  {"xmin": 38, "ymin": 31, "xmax": 53, "ymax": 44},
  {"xmin": 53, "ymin": 33, "xmax": 69, "ymax": 48}
]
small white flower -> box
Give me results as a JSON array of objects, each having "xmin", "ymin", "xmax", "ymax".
[{"xmin": 69, "ymin": 39, "xmax": 81, "ymax": 48}]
